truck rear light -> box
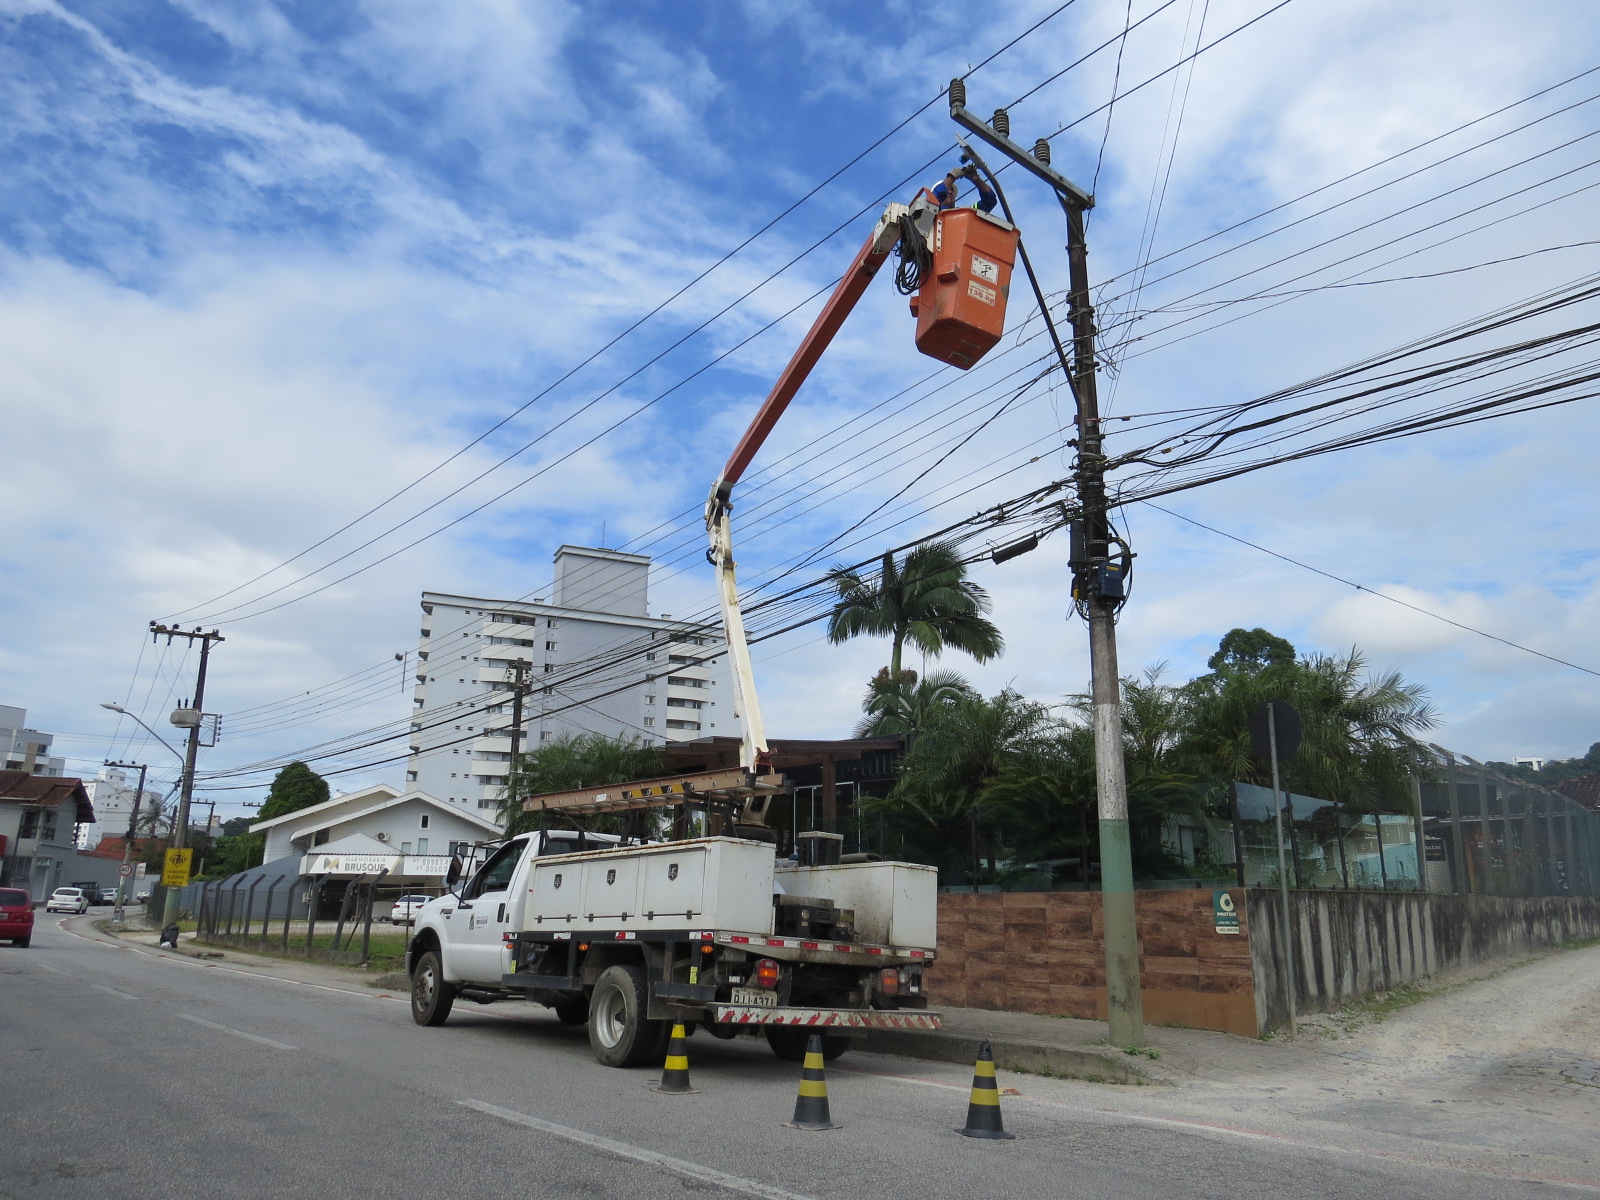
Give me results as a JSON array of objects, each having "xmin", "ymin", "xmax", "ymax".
[
  {"xmin": 879, "ymin": 967, "xmax": 900, "ymax": 996},
  {"xmin": 755, "ymin": 958, "xmax": 780, "ymax": 989}
]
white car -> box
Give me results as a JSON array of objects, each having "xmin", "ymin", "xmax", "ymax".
[
  {"xmin": 46, "ymin": 887, "xmax": 89, "ymax": 914},
  {"xmin": 390, "ymin": 895, "xmax": 433, "ymax": 925}
]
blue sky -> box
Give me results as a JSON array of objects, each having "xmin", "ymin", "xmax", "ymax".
[{"xmin": 3, "ymin": 0, "xmax": 1598, "ymax": 814}]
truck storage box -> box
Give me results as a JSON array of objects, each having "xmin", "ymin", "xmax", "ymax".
[
  {"xmin": 774, "ymin": 860, "xmax": 937, "ymax": 948},
  {"xmin": 526, "ymin": 836, "xmax": 776, "ymax": 935}
]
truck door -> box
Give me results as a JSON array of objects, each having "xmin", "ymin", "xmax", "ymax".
[{"xmin": 450, "ymin": 837, "xmax": 527, "ymax": 984}]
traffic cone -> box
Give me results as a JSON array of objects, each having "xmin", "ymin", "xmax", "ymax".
[
  {"xmin": 654, "ymin": 1024, "xmax": 698, "ymax": 1094},
  {"xmin": 957, "ymin": 1041, "xmax": 1015, "ymax": 1139},
  {"xmin": 782, "ymin": 1034, "xmax": 838, "ymax": 1130}
]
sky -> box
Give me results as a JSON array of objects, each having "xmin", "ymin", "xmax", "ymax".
[{"xmin": 2, "ymin": 0, "xmax": 1598, "ymax": 817}]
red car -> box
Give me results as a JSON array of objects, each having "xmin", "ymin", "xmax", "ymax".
[{"xmin": 0, "ymin": 888, "xmax": 34, "ymax": 948}]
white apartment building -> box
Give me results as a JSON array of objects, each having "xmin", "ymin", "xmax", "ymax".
[
  {"xmin": 0, "ymin": 705, "xmax": 67, "ymax": 778},
  {"xmin": 405, "ymin": 546, "xmax": 740, "ymax": 811},
  {"xmin": 78, "ymin": 765, "xmax": 166, "ymax": 850}
]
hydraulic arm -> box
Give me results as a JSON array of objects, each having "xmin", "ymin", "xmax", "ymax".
[{"xmin": 706, "ymin": 183, "xmax": 1019, "ymax": 772}]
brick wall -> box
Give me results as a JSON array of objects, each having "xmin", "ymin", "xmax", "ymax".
[{"xmin": 926, "ymin": 889, "xmax": 1259, "ymax": 1037}]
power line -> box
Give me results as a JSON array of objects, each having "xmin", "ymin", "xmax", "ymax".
[{"xmin": 1144, "ymin": 503, "xmax": 1600, "ymax": 679}]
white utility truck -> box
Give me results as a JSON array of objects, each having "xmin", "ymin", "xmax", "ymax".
[
  {"xmin": 403, "ymin": 178, "xmax": 1026, "ymax": 1068},
  {"xmin": 406, "ymin": 768, "xmax": 940, "ymax": 1067}
]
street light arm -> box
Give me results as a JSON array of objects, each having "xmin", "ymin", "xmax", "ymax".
[{"xmin": 100, "ymin": 703, "xmax": 186, "ymax": 762}]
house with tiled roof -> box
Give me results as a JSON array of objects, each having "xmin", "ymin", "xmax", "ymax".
[
  {"xmin": 1553, "ymin": 773, "xmax": 1600, "ymax": 814},
  {"xmin": 0, "ymin": 770, "xmax": 95, "ymax": 900}
]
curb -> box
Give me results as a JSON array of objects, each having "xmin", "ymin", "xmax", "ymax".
[{"xmin": 859, "ymin": 1028, "xmax": 1174, "ymax": 1086}]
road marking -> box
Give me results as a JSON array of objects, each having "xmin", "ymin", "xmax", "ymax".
[
  {"xmin": 93, "ymin": 984, "xmax": 139, "ymax": 1000},
  {"xmin": 459, "ymin": 1100, "xmax": 820, "ymax": 1200},
  {"xmin": 178, "ymin": 1013, "xmax": 298, "ymax": 1051},
  {"xmin": 32, "ymin": 961, "xmax": 71, "ymax": 976}
]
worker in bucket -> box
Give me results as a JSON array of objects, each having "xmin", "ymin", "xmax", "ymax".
[{"xmin": 932, "ymin": 161, "xmax": 997, "ymax": 214}]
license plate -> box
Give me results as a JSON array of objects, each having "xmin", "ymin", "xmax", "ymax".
[{"xmin": 729, "ymin": 987, "xmax": 776, "ymax": 1008}]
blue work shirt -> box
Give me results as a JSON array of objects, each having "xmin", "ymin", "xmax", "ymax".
[{"xmin": 933, "ymin": 179, "xmax": 997, "ymax": 214}]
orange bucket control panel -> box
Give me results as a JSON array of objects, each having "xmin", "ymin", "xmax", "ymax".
[{"xmin": 909, "ymin": 208, "xmax": 1021, "ymax": 370}]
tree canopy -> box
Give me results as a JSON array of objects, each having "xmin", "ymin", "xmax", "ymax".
[
  {"xmin": 852, "ymin": 629, "xmax": 1437, "ymax": 888},
  {"xmin": 499, "ymin": 734, "xmax": 664, "ymax": 836},
  {"xmin": 256, "ymin": 761, "xmax": 330, "ymax": 821}
]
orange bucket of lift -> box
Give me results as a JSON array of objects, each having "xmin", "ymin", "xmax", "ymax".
[{"xmin": 909, "ymin": 207, "xmax": 1021, "ymax": 370}]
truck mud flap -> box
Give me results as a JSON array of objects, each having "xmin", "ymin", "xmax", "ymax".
[{"xmin": 708, "ymin": 1006, "xmax": 942, "ymax": 1030}]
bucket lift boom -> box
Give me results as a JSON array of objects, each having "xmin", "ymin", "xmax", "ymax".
[{"xmin": 706, "ymin": 188, "xmax": 1020, "ymax": 772}]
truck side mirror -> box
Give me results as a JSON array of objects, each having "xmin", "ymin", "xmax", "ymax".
[{"xmin": 445, "ymin": 857, "xmax": 462, "ymax": 886}]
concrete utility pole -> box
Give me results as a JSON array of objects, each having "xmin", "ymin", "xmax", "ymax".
[
  {"xmin": 504, "ymin": 658, "xmax": 533, "ymax": 816},
  {"xmin": 104, "ymin": 759, "xmax": 148, "ymax": 928},
  {"xmin": 150, "ymin": 622, "xmax": 224, "ymax": 927},
  {"xmin": 950, "ymin": 85, "xmax": 1144, "ymax": 1046}
]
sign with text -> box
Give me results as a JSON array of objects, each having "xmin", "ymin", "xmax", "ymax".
[
  {"xmin": 1212, "ymin": 889, "xmax": 1240, "ymax": 935},
  {"xmin": 162, "ymin": 848, "xmax": 193, "ymax": 889},
  {"xmin": 304, "ymin": 853, "xmax": 401, "ymax": 877}
]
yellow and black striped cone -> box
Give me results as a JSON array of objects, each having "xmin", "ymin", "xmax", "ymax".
[
  {"xmin": 782, "ymin": 1034, "xmax": 838, "ymax": 1130},
  {"xmin": 957, "ymin": 1041, "xmax": 1014, "ymax": 1139},
  {"xmin": 654, "ymin": 1024, "xmax": 698, "ymax": 1094}
]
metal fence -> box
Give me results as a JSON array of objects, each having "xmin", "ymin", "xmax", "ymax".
[
  {"xmin": 193, "ymin": 871, "xmax": 395, "ymax": 965},
  {"xmin": 1230, "ymin": 751, "xmax": 1600, "ymax": 897}
]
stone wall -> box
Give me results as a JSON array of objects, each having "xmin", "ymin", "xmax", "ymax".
[
  {"xmin": 926, "ymin": 889, "xmax": 1258, "ymax": 1037},
  {"xmin": 927, "ymin": 888, "xmax": 1600, "ymax": 1037}
]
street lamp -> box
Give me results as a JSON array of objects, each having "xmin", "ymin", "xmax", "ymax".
[{"xmin": 100, "ymin": 702, "xmax": 185, "ymax": 762}]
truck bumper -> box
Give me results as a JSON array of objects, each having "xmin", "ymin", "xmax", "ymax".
[{"xmin": 708, "ymin": 1005, "xmax": 941, "ymax": 1030}]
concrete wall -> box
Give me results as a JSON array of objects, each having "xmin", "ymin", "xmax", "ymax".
[
  {"xmin": 926, "ymin": 890, "xmax": 1259, "ymax": 1037},
  {"xmin": 1247, "ymin": 889, "xmax": 1600, "ymax": 1033}
]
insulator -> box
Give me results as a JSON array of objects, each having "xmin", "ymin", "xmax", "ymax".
[
  {"xmin": 1033, "ymin": 138, "xmax": 1051, "ymax": 165},
  {"xmin": 991, "ymin": 108, "xmax": 1010, "ymax": 139},
  {"xmin": 949, "ymin": 78, "xmax": 966, "ymax": 109}
]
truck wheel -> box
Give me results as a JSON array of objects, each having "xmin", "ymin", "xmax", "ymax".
[
  {"xmin": 552, "ymin": 996, "xmax": 588, "ymax": 1025},
  {"xmin": 588, "ymin": 964, "xmax": 667, "ymax": 1067},
  {"xmin": 765, "ymin": 1026, "xmax": 850, "ymax": 1063},
  {"xmin": 410, "ymin": 950, "xmax": 456, "ymax": 1026}
]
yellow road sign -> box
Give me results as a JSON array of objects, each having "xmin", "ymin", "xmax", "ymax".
[{"xmin": 162, "ymin": 848, "xmax": 193, "ymax": 889}]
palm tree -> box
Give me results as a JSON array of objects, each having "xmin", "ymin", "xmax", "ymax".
[
  {"xmin": 854, "ymin": 667, "xmax": 979, "ymax": 739},
  {"xmin": 826, "ymin": 540, "xmax": 1003, "ymax": 676},
  {"xmin": 1179, "ymin": 635, "xmax": 1436, "ymax": 805}
]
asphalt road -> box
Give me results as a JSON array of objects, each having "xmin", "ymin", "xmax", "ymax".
[{"xmin": 1, "ymin": 916, "xmax": 1587, "ymax": 1200}]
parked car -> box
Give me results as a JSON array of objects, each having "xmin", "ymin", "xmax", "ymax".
[
  {"xmin": 46, "ymin": 887, "xmax": 89, "ymax": 914},
  {"xmin": 390, "ymin": 895, "xmax": 433, "ymax": 925},
  {"xmin": 0, "ymin": 888, "xmax": 34, "ymax": 947},
  {"xmin": 96, "ymin": 885, "xmax": 121, "ymax": 905}
]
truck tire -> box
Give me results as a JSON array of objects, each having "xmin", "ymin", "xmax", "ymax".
[
  {"xmin": 766, "ymin": 1026, "xmax": 850, "ymax": 1063},
  {"xmin": 552, "ymin": 996, "xmax": 588, "ymax": 1025},
  {"xmin": 587, "ymin": 964, "xmax": 667, "ymax": 1067},
  {"xmin": 410, "ymin": 950, "xmax": 456, "ymax": 1026}
]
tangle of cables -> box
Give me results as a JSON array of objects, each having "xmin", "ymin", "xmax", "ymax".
[{"xmin": 893, "ymin": 209, "xmax": 934, "ymax": 296}]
